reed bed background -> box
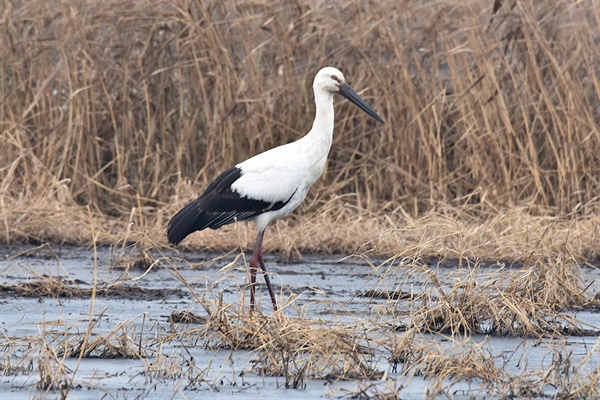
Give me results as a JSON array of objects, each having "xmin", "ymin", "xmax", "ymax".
[{"xmin": 2, "ymin": 0, "xmax": 600, "ymax": 260}]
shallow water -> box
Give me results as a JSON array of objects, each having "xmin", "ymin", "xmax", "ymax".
[{"xmin": 1, "ymin": 245, "xmax": 599, "ymax": 399}]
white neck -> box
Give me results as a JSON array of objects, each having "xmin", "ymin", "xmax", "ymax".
[{"xmin": 306, "ymin": 88, "xmax": 335, "ymax": 148}]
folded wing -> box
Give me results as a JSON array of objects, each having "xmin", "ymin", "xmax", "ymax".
[{"xmin": 167, "ymin": 167, "xmax": 292, "ymax": 245}]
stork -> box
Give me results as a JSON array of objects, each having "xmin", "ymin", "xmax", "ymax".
[{"xmin": 167, "ymin": 67, "xmax": 384, "ymax": 312}]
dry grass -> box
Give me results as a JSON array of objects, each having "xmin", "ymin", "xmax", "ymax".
[
  {"xmin": 381, "ymin": 334, "xmax": 600, "ymax": 399},
  {"xmin": 49, "ymin": 311, "xmax": 146, "ymax": 360},
  {"xmin": 412, "ymin": 259, "xmax": 599, "ymax": 337},
  {"xmin": 248, "ymin": 317, "xmax": 381, "ymax": 386},
  {"xmin": 0, "ymin": 0, "xmax": 600, "ymax": 261},
  {"xmin": 361, "ymin": 255, "xmax": 600, "ymax": 337},
  {"xmin": 0, "ymin": 276, "xmax": 84, "ymax": 298},
  {"xmin": 0, "ymin": 276, "xmax": 187, "ymax": 300}
]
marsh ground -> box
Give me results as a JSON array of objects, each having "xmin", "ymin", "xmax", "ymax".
[{"xmin": 1, "ymin": 245, "xmax": 598, "ymax": 399}]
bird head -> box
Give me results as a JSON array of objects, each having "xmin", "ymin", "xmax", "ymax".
[
  {"xmin": 313, "ymin": 67, "xmax": 385, "ymax": 124},
  {"xmin": 313, "ymin": 67, "xmax": 347, "ymax": 94}
]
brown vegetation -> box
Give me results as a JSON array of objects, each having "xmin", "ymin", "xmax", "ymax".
[{"xmin": 1, "ymin": 0, "xmax": 600, "ymax": 261}]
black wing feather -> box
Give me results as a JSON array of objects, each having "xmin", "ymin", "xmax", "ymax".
[{"xmin": 167, "ymin": 167, "xmax": 291, "ymax": 245}]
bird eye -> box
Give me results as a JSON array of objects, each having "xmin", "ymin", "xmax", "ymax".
[{"xmin": 330, "ymin": 75, "xmax": 339, "ymax": 82}]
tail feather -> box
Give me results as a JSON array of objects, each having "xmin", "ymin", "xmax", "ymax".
[{"xmin": 167, "ymin": 199, "xmax": 204, "ymax": 245}]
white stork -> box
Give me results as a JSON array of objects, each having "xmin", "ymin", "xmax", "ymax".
[{"xmin": 167, "ymin": 67, "xmax": 384, "ymax": 312}]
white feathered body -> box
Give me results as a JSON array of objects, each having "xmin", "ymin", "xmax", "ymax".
[{"xmin": 232, "ymin": 86, "xmax": 335, "ymax": 232}]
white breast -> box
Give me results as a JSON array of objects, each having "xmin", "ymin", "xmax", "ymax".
[
  {"xmin": 231, "ymin": 136, "xmax": 331, "ymax": 202},
  {"xmin": 229, "ymin": 134, "xmax": 332, "ymax": 232}
]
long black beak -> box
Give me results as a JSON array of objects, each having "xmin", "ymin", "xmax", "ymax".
[{"xmin": 338, "ymin": 82, "xmax": 385, "ymax": 124}]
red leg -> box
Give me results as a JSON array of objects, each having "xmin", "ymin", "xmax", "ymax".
[
  {"xmin": 248, "ymin": 230, "xmax": 278, "ymax": 312},
  {"xmin": 248, "ymin": 257, "xmax": 258, "ymax": 311},
  {"xmin": 248, "ymin": 230, "xmax": 264, "ymax": 312},
  {"xmin": 257, "ymin": 252, "xmax": 278, "ymax": 312}
]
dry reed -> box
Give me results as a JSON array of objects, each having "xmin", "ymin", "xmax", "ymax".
[
  {"xmin": 0, "ymin": 0, "xmax": 599, "ymax": 261},
  {"xmin": 364, "ymin": 256, "xmax": 599, "ymax": 337}
]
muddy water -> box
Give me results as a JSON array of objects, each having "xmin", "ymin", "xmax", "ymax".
[{"xmin": 1, "ymin": 245, "xmax": 599, "ymax": 399}]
